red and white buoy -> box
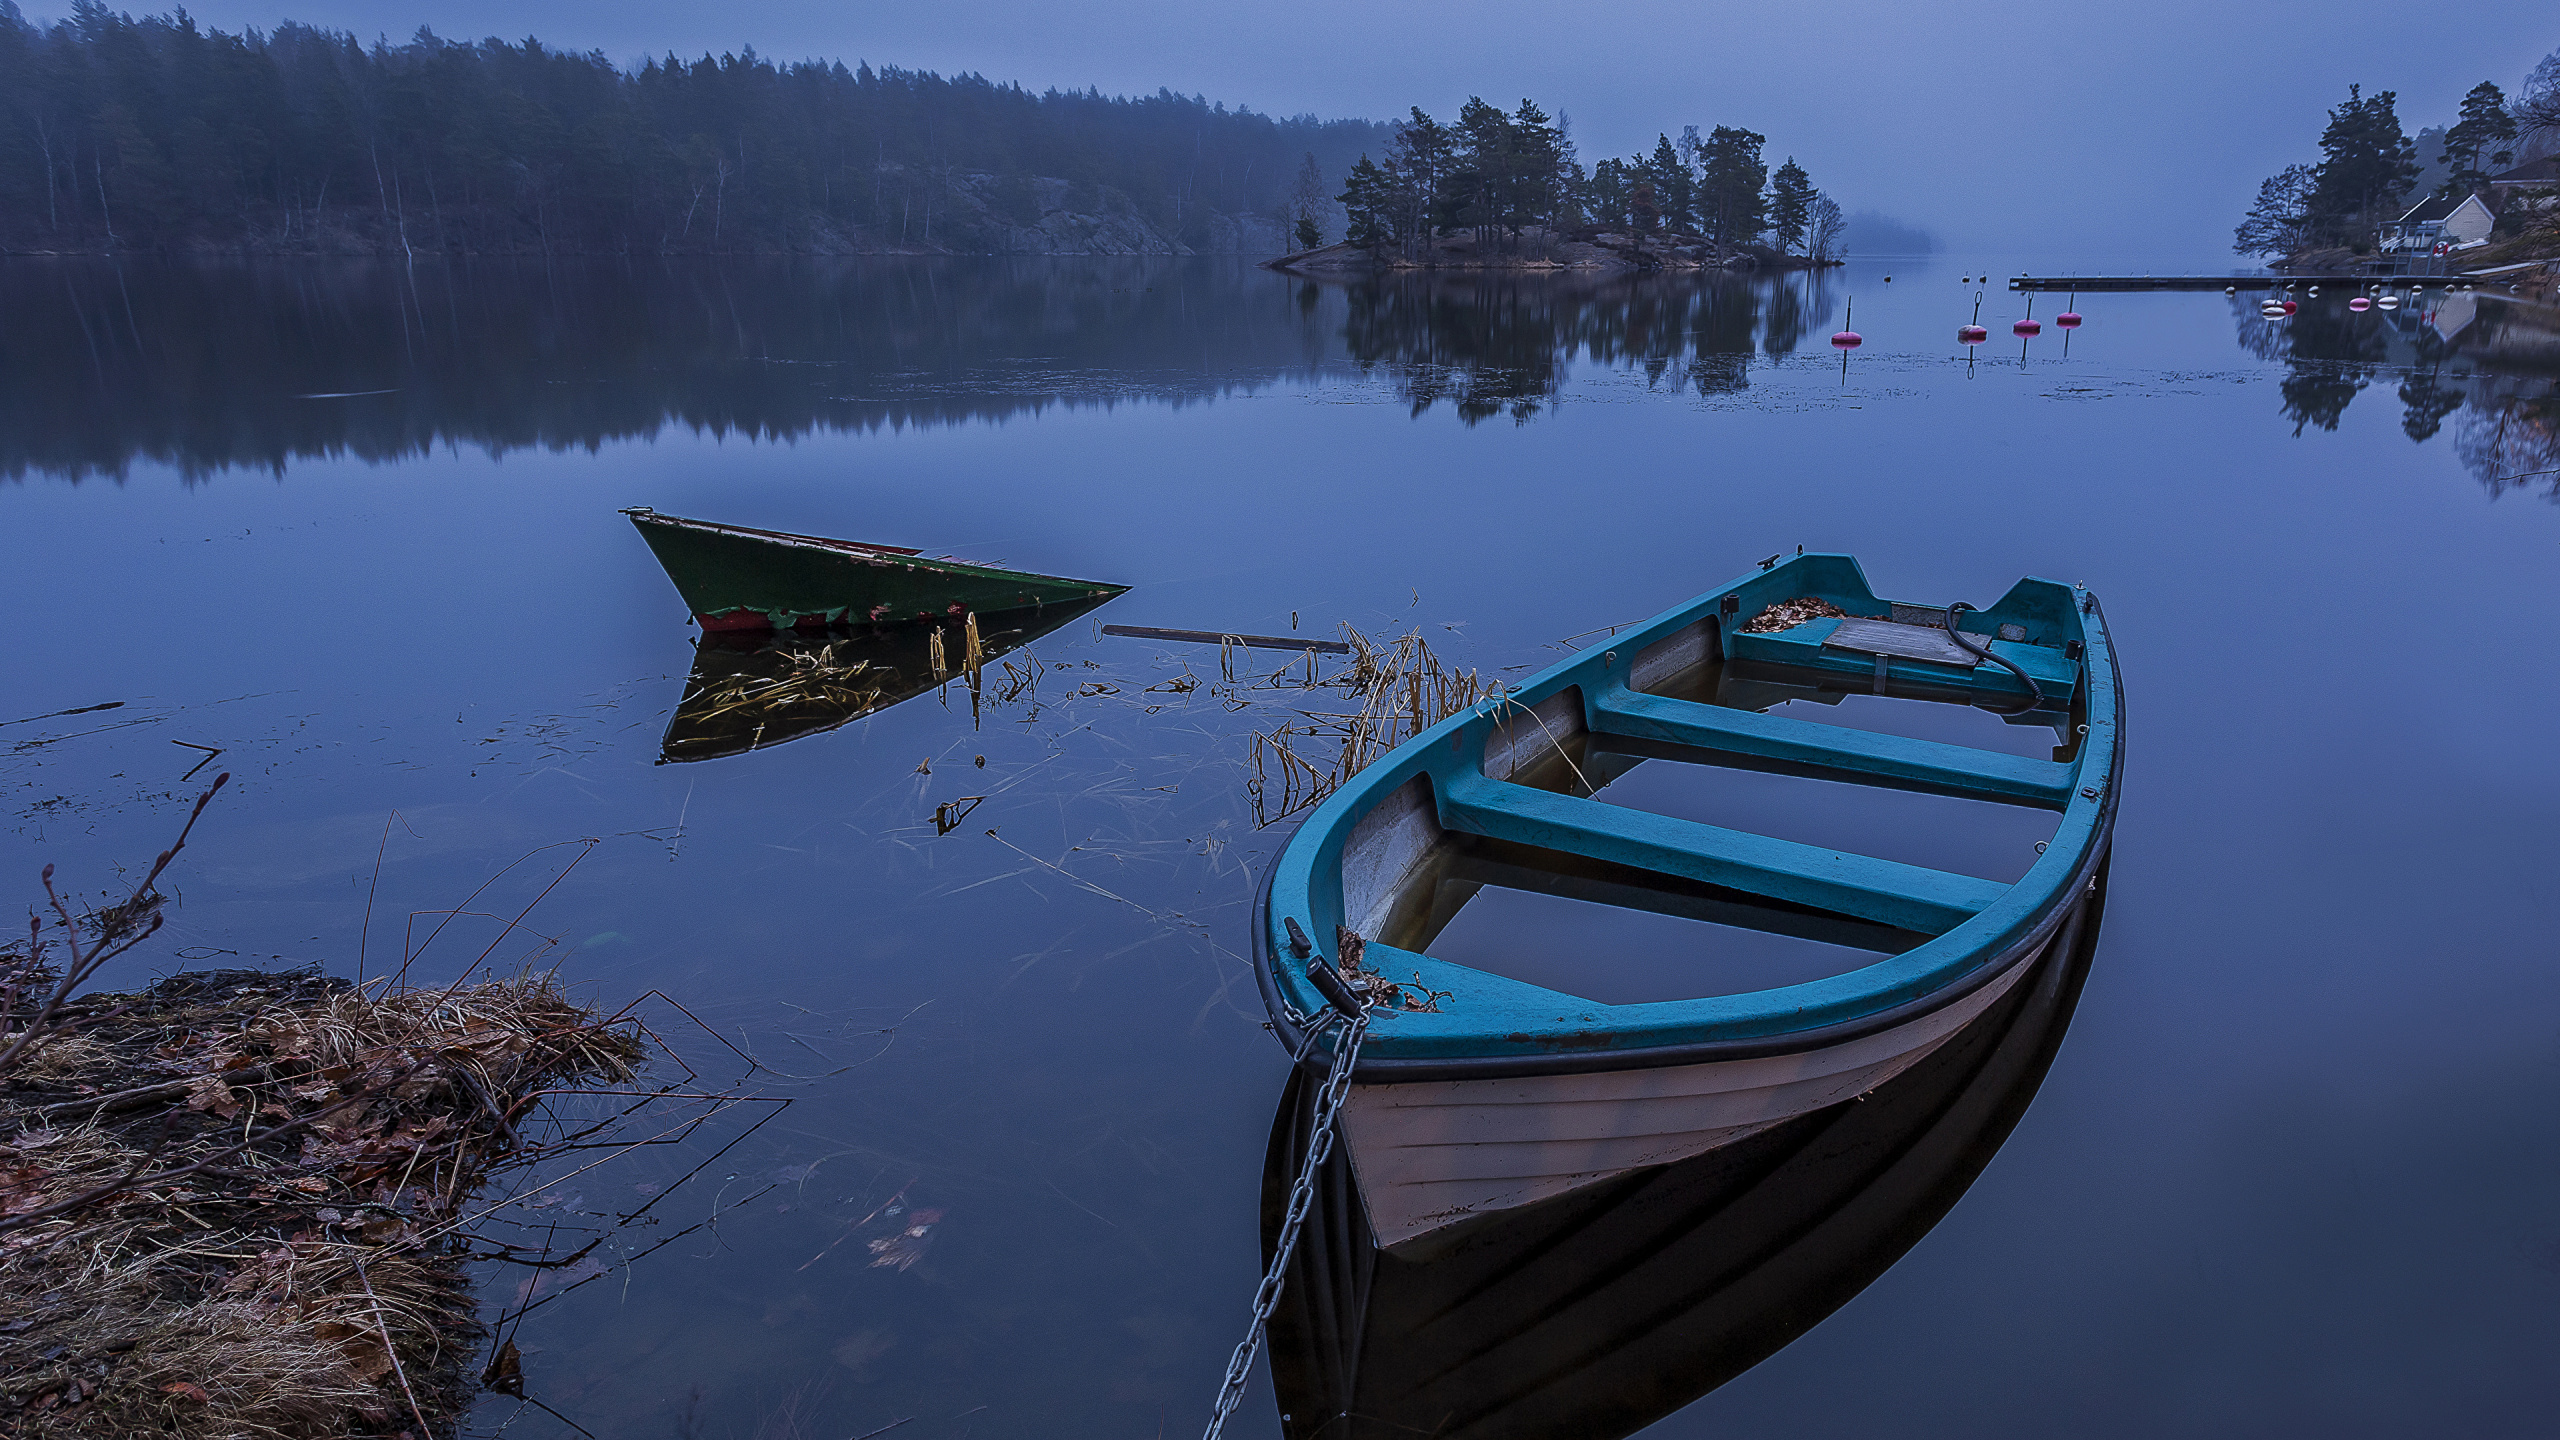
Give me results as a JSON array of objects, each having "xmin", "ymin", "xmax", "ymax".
[{"xmin": 1958, "ymin": 290, "xmax": 1988, "ymax": 345}]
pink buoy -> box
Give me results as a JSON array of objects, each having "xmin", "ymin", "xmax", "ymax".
[
  {"xmin": 2055, "ymin": 312, "xmax": 2082, "ymax": 328},
  {"xmin": 2280, "ymin": 299, "xmax": 2298, "ymax": 315},
  {"xmin": 2012, "ymin": 319, "xmax": 2041, "ymax": 337},
  {"xmin": 1831, "ymin": 330, "xmax": 1862, "ymax": 348},
  {"xmin": 1958, "ymin": 324, "xmax": 1988, "ymax": 343},
  {"xmin": 2347, "ymin": 297, "xmax": 2371, "ymax": 312}
]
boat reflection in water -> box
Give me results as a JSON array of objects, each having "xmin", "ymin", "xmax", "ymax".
[
  {"xmin": 1260, "ymin": 863, "xmax": 2105, "ymax": 1440},
  {"xmin": 657, "ymin": 595, "xmax": 1112, "ymax": 763}
]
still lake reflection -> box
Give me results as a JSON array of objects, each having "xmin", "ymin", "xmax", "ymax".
[{"xmin": 6, "ymin": 256, "xmax": 2560, "ymax": 1438}]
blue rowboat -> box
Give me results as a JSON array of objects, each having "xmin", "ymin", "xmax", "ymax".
[
  {"xmin": 1252, "ymin": 552, "xmax": 2121, "ymax": 1248},
  {"xmin": 1262, "ymin": 872, "xmax": 2104, "ymax": 1438}
]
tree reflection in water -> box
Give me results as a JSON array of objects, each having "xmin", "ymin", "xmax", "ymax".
[
  {"xmin": 1328, "ymin": 270, "xmax": 1838, "ymax": 423},
  {"xmin": 7, "ymin": 258, "xmax": 2548, "ymax": 497},
  {"xmin": 2234, "ymin": 291, "xmax": 2560, "ymax": 500}
]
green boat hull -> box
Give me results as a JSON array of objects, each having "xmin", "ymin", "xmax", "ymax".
[{"xmin": 625, "ymin": 508, "xmax": 1126, "ymax": 632}]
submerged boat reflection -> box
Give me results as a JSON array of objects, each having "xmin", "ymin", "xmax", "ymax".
[
  {"xmin": 657, "ymin": 596, "xmax": 1111, "ymax": 763},
  {"xmin": 1260, "ymin": 862, "xmax": 2105, "ymax": 1439}
]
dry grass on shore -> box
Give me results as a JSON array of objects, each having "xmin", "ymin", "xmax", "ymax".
[{"xmin": 3, "ymin": 965, "xmax": 643, "ymax": 1438}]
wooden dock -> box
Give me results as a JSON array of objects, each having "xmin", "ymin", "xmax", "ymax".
[{"xmin": 2008, "ymin": 273, "xmax": 2507, "ymax": 292}]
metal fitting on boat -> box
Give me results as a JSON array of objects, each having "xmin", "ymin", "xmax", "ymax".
[
  {"xmin": 1283, "ymin": 916, "xmax": 1313, "ymax": 959},
  {"xmin": 1306, "ymin": 959, "xmax": 1369, "ymax": 1020}
]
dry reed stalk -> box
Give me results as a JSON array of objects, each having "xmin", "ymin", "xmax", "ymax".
[
  {"xmin": 689, "ymin": 644, "xmax": 889, "ymax": 722},
  {"xmin": 1246, "ymin": 624, "xmax": 1493, "ymax": 827}
]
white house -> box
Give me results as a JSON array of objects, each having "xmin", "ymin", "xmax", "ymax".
[{"xmin": 2380, "ymin": 192, "xmax": 2497, "ymax": 253}]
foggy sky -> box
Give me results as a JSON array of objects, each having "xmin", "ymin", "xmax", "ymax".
[{"xmin": 68, "ymin": 0, "xmax": 2560, "ymax": 261}]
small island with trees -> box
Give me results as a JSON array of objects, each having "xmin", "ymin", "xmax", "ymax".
[{"xmin": 1271, "ymin": 100, "xmax": 1844, "ymax": 274}]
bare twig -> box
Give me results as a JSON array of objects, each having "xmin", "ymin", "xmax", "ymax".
[{"xmin": 0, "ymin": 772, "xmax": 227, "ymax": 1079}]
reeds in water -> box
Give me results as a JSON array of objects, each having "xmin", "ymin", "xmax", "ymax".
[{"xmin": 1247, "ymin": 625, "xmax": 1493, "ymax": 827}]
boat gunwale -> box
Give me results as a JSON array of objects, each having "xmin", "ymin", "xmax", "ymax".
[
  {"xmin": 1252, "ymin": 553, "xmax": 2123, "ymax": 1077},
  {"xmin": 622, "ymin": 507, "xmax": 1130, "ymax": 597}
]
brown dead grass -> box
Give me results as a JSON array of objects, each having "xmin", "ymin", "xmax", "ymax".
[{"xmin": 2, "ymin": 968, "xmax": 641, "ymax": 1437}]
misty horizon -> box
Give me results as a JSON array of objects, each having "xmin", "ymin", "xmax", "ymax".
[{"xmin": 9, "ymin": 0, "xmax": 2549, "ymax": 262}]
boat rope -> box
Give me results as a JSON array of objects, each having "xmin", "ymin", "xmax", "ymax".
[
  {"xmin": 1944, "ymin": 602, "xmax": 2045, "ymax": 715},
  {"xmin": 1202, "ymin": 998, "xmax": 1370, "ymax": 1440}
]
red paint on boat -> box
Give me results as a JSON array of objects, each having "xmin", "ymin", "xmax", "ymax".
[{"xmin": 699, "ymin": 610, "xmax": 773, "ymax": 633}]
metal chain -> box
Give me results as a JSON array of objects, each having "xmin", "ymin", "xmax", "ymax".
[{"xmin": 1202, "ymin": 1006, "xmax": 1369, "ymax": 1440}]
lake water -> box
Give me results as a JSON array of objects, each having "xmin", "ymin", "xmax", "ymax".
[{"xmin": 6, "ymin": 256, "xmax": 2558, "ymax": 1438}]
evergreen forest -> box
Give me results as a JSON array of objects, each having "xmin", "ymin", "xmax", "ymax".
[
  {"xmin": 0, "ymin": 2, "xmax": 1847, "ymax": 260},
  {"xmin": 0, "ymin": 0, "xmax": 1394, "ymax": 254}
]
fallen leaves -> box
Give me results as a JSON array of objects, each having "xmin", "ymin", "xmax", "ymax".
[
  {"xmin": 1738, "ymin": 596, "xmax": 1852, "ymax": 634},
  {"xmin": 183, "ymin": 1074, "xmax": 240, "ymax": 1120}
]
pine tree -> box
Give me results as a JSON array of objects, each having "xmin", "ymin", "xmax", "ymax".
[
  {"xmin": 1587, "ymin": 157, "xmax": 1630, "ymax": 229},
  {"xmin": 1509, "ymin": 98, "xmax": 1563, "ymax": 235},
  {"xmin": 1452, "ymin": 96, "xmax": 1514, "ymax": 241},
  {"xmin": 1696, "ymin": 125, "xmax": 1767, "ymax": 249},
  {"xmin": 2307, "ymin": 85, "xmax": 2418, "ymax": 243},
  {"xmin": 1337, "ymin": 155, "xmax": 1391, "ymax": 250},
  {"xmin": 2439, "ymin": 81, "xmax": 2516, "ymax": 195},
  {"xmin": 1645, "ymin": 134, "xmax": 1692, "ymax": 232},
  {"xmin": 1765, "ymin": 156, "xmax": 1812, "ymax": 256}
]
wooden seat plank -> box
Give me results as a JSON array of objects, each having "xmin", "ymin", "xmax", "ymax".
[
  {"xmin": 1590, "ymin": 688, "xmax": 2074, "ymax": 808},
  {"xmin": 1436, "ymin": 770, "xmax": 2006, "ymax": 936}
]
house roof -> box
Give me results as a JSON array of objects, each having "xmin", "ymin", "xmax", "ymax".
[
  {"xmin": 2394, "ymin": 192, "xmax": 2490, "ymax": 224},
  {"xmin": 2490, "ymin": 156, "xmax": 2560, "ymax": 185}
]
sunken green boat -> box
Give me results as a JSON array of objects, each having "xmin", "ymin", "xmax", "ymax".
[{"xmin": 624, "ymin": 508, "xmax": 1127, "ymax": 633}]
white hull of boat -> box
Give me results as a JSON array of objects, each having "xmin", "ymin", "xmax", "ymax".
[{"xmin": 1340, "ymin": 939, "xmax": 2047, "ymax": 1249}]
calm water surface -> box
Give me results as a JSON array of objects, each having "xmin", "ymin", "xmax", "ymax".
[{"xmin": 5, "ymin": 256, "xmax": 2558, "ymax": 1438}]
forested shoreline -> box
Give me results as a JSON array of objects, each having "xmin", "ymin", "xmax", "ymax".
[
  {"xmin": 0, "ymin": 3, "xmax": 1857, "ymax": 262},
  {"xmin": 0, "ymin": 1, "xmax": 1392, "ymax": 255},
  {"xmin": 2234, "ymin": 50, "xmax": 2560, "ymax": 263}
]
